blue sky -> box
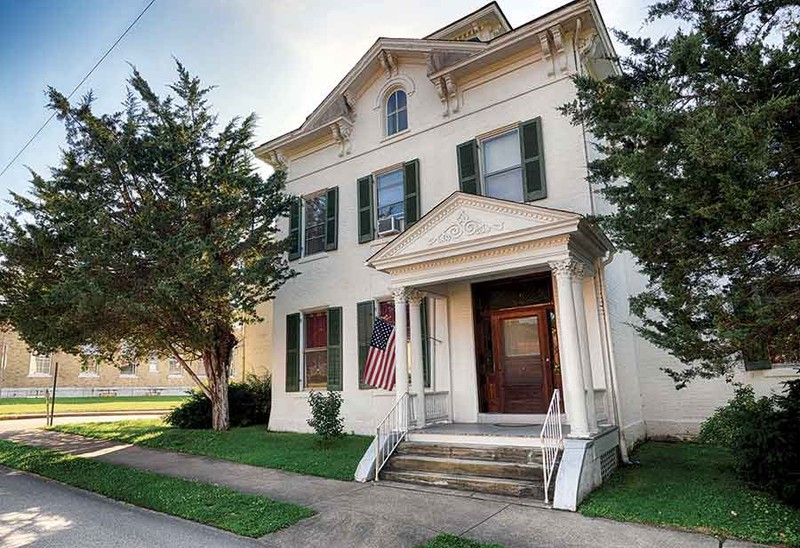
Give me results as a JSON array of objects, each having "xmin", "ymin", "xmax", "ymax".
[{"xmin": 0, "ymin": 0, "xmax": 657, "ymax": 212}]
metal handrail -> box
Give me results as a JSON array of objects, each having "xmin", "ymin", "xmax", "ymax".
[
  {"xmin": 539, "ymin": 389, "xmax": 563, "ymax": 504},
  {"xmin": 374, "ymin": 392, "xmax": 410, "ymax": 481}
]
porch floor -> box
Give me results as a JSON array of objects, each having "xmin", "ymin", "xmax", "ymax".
[
  {"xmin": 416, "ymin": 422, "xmax": 571, "ymax": 438},
  {"xmin": 407, "ymin": 422, "xmax": 571, "ymax": 447}
]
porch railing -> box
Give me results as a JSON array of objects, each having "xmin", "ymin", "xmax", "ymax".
[
  {"xmin": 409, "ymin": 391, "xmax": 450, "ymax": 427},
  {"xmin": 374, "ymin": 392, "xmax": 410, "ymax": 481},
  {"xmin": 539, "ymin": 388, "xmax": 563, "ymax": 504}
]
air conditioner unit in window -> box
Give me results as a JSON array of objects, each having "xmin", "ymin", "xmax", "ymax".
[{"xmin": 377, "ymin": 216, "xmax": 404, "ymax": 237}]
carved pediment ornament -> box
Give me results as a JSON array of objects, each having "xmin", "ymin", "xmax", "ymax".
[{"xmin": 428, "ymin": 211, "xmax": 504, "ymax": 246}]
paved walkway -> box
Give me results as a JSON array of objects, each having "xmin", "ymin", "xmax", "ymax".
[{"xmin": 0, "ymin": 428, "xmax": 762, "ymax": 548}]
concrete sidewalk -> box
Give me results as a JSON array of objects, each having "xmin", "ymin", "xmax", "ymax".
[{"xmin": 0, "ymin": 428, "xmax": 762, "ymax": 548}]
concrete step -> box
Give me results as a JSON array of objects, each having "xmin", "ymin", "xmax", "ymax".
[
  {"xmin": 380, "ymin": 470, "xmax": 546, "ymax": 498},
  {"xmin": 386, "ymin": 454, "xmax": 544, "ymax": 481},
  {"xmin": 395, "ymin": 442, "xmax": 543, "ymax": 464}
]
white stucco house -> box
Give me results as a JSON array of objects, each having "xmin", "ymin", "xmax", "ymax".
[{"xmin": 254, "ymin": 0, "xmax": 797, "ymax": 509}]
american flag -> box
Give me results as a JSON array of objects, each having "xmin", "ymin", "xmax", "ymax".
[{"xmin": 363, "ymin": 317, "xmax": 396, "ymax": 390}]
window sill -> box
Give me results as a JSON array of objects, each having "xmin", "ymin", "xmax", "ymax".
[
  {"xmin": 148, "ymin": 370, "xmax": 159, "ymax": 374},
  {"xmin": 381, "ymin": 128, "xmax": 410, "ymax": 143},
  {"xmin": 119, "ymin": 374, "xmax": 138, "ymax": 379},
  {"xmin": 27, "ymin": 373, "xmax": 51, "ymax": 378},
  {"xmin": 369, "ymin": 235, "xmax": 399, "ymax": 248},
  {"xmin": 78, "ymin": 373, "xmax": 100, "ymax": 378},
  {"xmin": 298, "ymin": 252, "xmax": 329, "ymax": 264},
  {"xmin": 168, "ymin": 374, "xmax": 183, "ymax": 379},
  {"xmin": 762, "ymin": 366, "xmax": 800, "ymax": 378}
]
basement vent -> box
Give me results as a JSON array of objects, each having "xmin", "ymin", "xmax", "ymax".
[{"xmin": 600, "ymin": 447, "xmax": 619, "ymax": 479}]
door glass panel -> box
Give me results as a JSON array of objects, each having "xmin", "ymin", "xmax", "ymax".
[{"xmin": 503, "ymin": 316, "xmax": 540, "ymax": 357}]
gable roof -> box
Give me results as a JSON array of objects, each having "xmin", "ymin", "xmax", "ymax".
[{"xmin": 253, "ymin": 0, "xmax": 615, "ymax": 165}]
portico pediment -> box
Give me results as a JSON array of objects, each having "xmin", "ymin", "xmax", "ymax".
[{"xmin": 367, "ymin": 192, "xmax": 612, "ymax": 286}]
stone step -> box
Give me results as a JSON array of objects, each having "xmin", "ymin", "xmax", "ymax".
[
  {"xmin": 386, "ymin": 454, "xmax": 544, "ymax": 481},
  {"xmin": 380, "ymin": 470, "xmax": 546, "ymax": 498},
  {"xmin": 395, "ymin": 442, "xmax": 543, "ymax": 464}
]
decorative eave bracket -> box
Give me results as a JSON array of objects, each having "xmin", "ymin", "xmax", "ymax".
[
  {"xmin": 539, "ymin": 24, "xmax": 571, "ymax": 78},
  {"xmin": 378, "ymin": 50, "xmax": 398, "ymax": 78},
  {"xmin": 431, "ymin": 71, "xmax": 459, "ymax": 118},
  {"xmin": 330, "ymin": 118, "xmax": 353, "ymax": 157},
  {"xmin": 264, "ymin": 149, "xmax": 288, "ymax": 171}
]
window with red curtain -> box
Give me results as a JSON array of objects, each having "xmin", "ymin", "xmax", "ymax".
[
  {"xmin": 377, "ymin": 300, "xmax": 411, "ymax": 340},
  {"xmin": 304, "ymin": 311, "xmax": 328, "ymax": 389}
]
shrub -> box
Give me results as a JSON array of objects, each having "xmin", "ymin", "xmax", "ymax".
[
  {"xmin": 698, "ymin": 376, "xmax": 800, "ymax": 505},
  {"xmin": 307, "ymin": 391, "xmax": 344, "ymax": 442},
  {"xmin": 697, "ymin": 385, "xmax": 761, "ymax": 447},
  {"xmin": 166, "ymin": 375, "xmax": 272, "ymax": 429}
]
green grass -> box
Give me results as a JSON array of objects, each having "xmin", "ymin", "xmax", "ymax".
[
  {"xmin": 580, "ymin": 441, "xmax": 800, "ymax": 546},
  {"xmin": 417, "ymin": 534, "xmax": 504, "ymax": 547},
  {"xmin": 0, "ymin": 396, "xmax": 186, "ymax": 416},
  {"xmin": 0, "ymin": 438, "xmax": 313, "ymax": 537},
  {"xmin": 51, "ymin": 419, "xmax": 372, "ymax": 481}
]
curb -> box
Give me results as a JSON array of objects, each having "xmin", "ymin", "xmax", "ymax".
[{"xmin": 0, "ymin": 409, "xmax": 171, "ymax": 421}]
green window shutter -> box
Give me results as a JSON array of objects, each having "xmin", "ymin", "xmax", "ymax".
[
  {"xmin": 457, "ymin": 140, "xmax": 480, "ymax": 195},
  {"xmin": 285, "ymin": 313, "xmax": 300, "ymax": 392},
  {"xmin": 357, "ymin": 175, "xmax": 374, "ymax": 243},
  {"xmin": 743, "ymin": 340, "xmax": 772, "ymax": 371},
  {"xmin": 421, "ymin": 297, "xmax": 431, "ymax": 388},
  {"xmin": 403, "ymin": 159, "xmax": 420, "ymax": 227},
  {"xmin": 357, "ymin": 300, "xmax": 375, "ymax": 389},
  {"xmin": 288, "ymin": 199, "xmax": 301, "ymax": 260},
  {"xmin": 327, "ymin": 306, "xmax": 343, "ymax": 391},
  {"xmin": 325, "ymin": 187, "xmax": 338, "ymax": 251},
  {"xmin": 520, "ymin": 117, "xmax": 547, "ymax": 201}
]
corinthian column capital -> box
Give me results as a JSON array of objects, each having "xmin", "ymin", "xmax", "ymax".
[{"xmin": 549, "ymin": 258, "xmax": 585, "ymax": 279}]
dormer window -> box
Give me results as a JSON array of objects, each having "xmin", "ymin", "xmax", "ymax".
[{"xmin": 386, "ymin": 89, "xmax": 408, "ymax": 136}]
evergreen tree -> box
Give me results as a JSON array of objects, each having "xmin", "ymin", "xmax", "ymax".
[
  {"xmin": 562, "ymin": 0, "xmax": 800, "ymax": 386},
  {"xmin": 0, "ymin": 63, "xmax": 294, "ymax": 428}
]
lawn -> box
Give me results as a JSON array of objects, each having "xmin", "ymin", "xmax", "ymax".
[
  {"xmin": 0, "ymin": 439, "xmax": 313, "ymax": 537},
  {"xmin": 580, "ymin": 441, "xmax": 800, "ymax": 546},
  {"xmin": 52, "ymin": 419, "xmax": 373, "ymax": 481},
  {"xmin": 0, "ymin": 396, "xmax": 186, "ymax": 416},
  {"xmin": 417, "ymin": 534, "xmax": 504, "ymax": 547}
]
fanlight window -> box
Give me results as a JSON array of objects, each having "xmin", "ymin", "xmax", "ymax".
[{"xmin": 386, "ymin": 89, "xmax": 408, "ymax": 136}]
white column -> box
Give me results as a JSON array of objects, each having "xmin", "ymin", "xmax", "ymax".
[
  {"xmin": 572, "ymin": 264, "xmax": 598, "ymax": 433},
  {"xmin": 550, "ymin": 259, "xmax": 590, "ymax": 438},
  {"xmin": 408, "ymin": 289, "xmax": 425, "ymax": 427},
  {"xmin": 392, "ymin": 288, "xmax": 409, "ymax": 400}
]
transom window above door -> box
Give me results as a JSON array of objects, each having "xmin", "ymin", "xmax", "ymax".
[{"xmin": 386, "ymin": 89, "xmax": 408, "ymax": 136}]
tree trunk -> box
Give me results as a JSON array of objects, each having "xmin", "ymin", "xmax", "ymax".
[{"xmin": 203, "ymin": 328, "xmax": 235, "ymax": 431}]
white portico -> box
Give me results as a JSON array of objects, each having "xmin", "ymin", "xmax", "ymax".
[{"xmin": 367, "ymin": 192, "xmax": 617, "ymax": 440}]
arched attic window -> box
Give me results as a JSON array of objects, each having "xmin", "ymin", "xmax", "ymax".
[{"xmin": 386, "ymin": 89, "xmax": 408, "ymax": 136}]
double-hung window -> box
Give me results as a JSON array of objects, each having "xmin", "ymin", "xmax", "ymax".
[
  {"xmin": 386, "ymin": 89, "xmax": 408, "ymax": 136},
  {"xmin": 168, "ymin": 357, "xmax": 182, "ymax": 376},
  {"xmin": 29, "ymin": 353, "xmax": 52, "ymax": 376},
  {"xmin": 482, "ymin": 129, "xmax": 524, "ymax": 202},
  {"xmin": 357, "ymin": 160, "xmax": 420, "ymax": 243},
  {"xmin": 304, "ymin": 192, "xmax": 327, "ymax": 256},
  {"xmin": 286, "ymin": 307, "xmax": 343, "ymax": 392},
  {"xmin": 457, "ymin": 118, "xmax": 546, "ymax": 203},
  {"xmin": 288, "ymin": 188, "xmax": 338, "ymax": 260},
  {"xmin": 304, "ymin": 311, "xmax": 328, "ymax": 389},
  {"xmin": 376, "ymin": 168, "xmax": 405, "ymax": 233}
]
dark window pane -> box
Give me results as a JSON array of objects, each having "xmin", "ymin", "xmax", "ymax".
[
  {"xmin": 397, "ymin": 108, "xmax": 408, "ymax": 132},
  {"xmin": 388, "ymin": 92, "xmax": 397, "ymax": 113},
  {"xmin": 396, "ymin": 90, "xmax": 406, "ymax": 109}
]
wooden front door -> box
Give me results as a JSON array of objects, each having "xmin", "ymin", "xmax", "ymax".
[{"xmin": 484, "ymin": 306, "xmax": 552, "ymax": 414}]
